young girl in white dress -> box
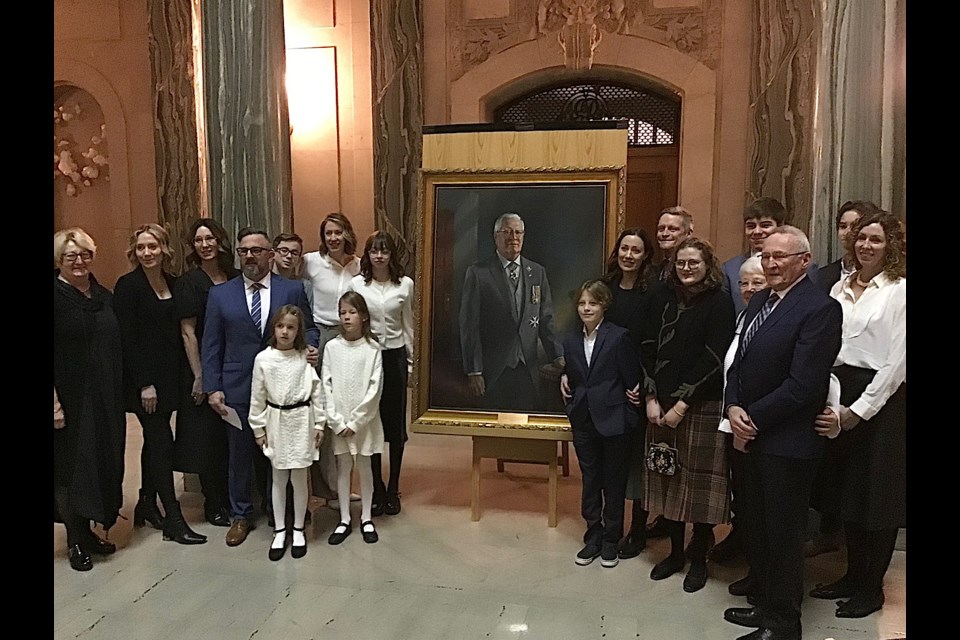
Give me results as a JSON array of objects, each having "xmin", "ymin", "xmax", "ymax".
[
  {"xmin": 322, "ymin": 291, "xmax": 385, "ymax": 545},
  {"xmin": 250, "ymin": 305, "xmax": 324, "ymax": 560}
]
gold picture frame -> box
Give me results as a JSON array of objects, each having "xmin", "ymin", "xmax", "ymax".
[{"xmin": 412, "ymin": 166, "xmax": 625, "ymax": 436}]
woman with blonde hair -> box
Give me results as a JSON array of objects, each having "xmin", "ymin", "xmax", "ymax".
[{"xmin": 54, "ymin": 228, "xmax": 126, "ymax": 570}]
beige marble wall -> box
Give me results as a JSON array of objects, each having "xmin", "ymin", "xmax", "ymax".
[
  {"xmin": 283, "ymin": 0, "xmax": 376, "ymax": 251},
  {"xmin": 54, "ymin": 0, "xmax": 160, "ymax": 288}
]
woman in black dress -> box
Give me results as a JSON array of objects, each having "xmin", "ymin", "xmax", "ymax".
[
  {"xmin": 54, "ymin": 228, "xmax": 126, "ymax": 571},
  {"xmin": 114, "ymin": 223, "xmax": 206, "ymax": 544},
  {"xmin": 174, "ymin": 218, "xmax": 237, "ymax": 527},
  {"xmin": 638, "ymin": 237, "xmax": 734, "ymax": 592}
]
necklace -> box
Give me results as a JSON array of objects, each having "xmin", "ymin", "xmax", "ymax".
[{"xmin": 855, "ymin": 274, "xmax": 873, "ymax": 288}]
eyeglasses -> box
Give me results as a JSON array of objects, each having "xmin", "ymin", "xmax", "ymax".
[
  {"xmin": 193, "ymin": 236, "xmax": 218, "ymax": 246},
  {"xmin": 236, "ymin": 247, "xmax": 270, "ymax": 257},
  {"xmin": 62, "ymin": 251, "xmax": 93, "ymax": 263},
  {"xmin": 274, "ymin": 247, "xmax": 301, "ymax": 257},
  {"xmin": 759, "ymin": 251, "xmax": 807, "ymax": 263},
  {"xmin": 497, "ymin": 230, "xmax": 525, "ymax": 238},
  {"xmin": 675, "ymin": 259, "xmax": 703, "ymax": 270}
]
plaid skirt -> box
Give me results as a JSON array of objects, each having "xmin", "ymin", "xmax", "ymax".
[{"xmin": 641, "ymin": 399, "xmax": 730, "ymax": 524}]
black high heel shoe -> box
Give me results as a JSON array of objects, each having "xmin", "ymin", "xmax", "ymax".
[
  {"xmin": 162, "ymin": 504, "xmax": 207, "ymax": 545},
  {"xmin": 134, "ymin": 491, "xmax": 164, "ymax": 529}
]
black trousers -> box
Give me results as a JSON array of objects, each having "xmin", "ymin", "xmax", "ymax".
[
  {"xmin": 484, "ymin": 363, "xmax": 538, "ymax": 413},
  {"xmin": 573, "ymin": 417, "xmax": 630, "ymax": 547},
  {"xmin": 740, "ymin": 452, "xmax": 817, "ymax": 632},
  {"xmin": 844, "ymin": 524, "xmax": 899, "ymax": 596},
  {"xmin": 136, "ymin": 411, "xmax": 178, "ymax": 512}
]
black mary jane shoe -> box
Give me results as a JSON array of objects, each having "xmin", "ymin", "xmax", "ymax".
[
  {"xmin": 328, "ymin": 522, "xmax": 352, "ymax": 545},
  {"xmin": 83, "ymin": 531, "xmax": 117, "ymax": 555},
  {"xmin": 361, "ymin": 520, "xmax": 379, "ymax": 544},
  {"xmin": 68, "ymin": 544, "xmax": 93, "ymax": 572},
  {"xmin": 268, "ymin": 529, "xmax": 288, "ymax": 561},
  {"xmin": 291, "ymin": 527, "xmax": 307, "ymax": 559},
  {"xmin": 384, "ymin": 491, "xmax": 401, "ymax": 516},
  {"xmin": 371, "ymin": 491, "xmax": 386, "ymax": 517}
]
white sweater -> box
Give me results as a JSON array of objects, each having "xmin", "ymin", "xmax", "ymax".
[{"xmin": 321, "ymin": 335, "xmax": 384, "ymax": 456}]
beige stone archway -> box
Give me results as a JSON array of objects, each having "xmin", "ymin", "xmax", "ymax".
[{"xmin": 450, "ymin": 34, "xmax": 717, "ymax": 238}]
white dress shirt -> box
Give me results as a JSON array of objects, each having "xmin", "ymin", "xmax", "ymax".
[
  {"xmin": 830, "ymin": 272, "xmax": 906, "ymax": 421},
  {"xmin": 243, "ymin": 272, "xmax": 272, "ymax": 336},
  {"xmin": 302, "ymin": 252, "xmax": 361, "ymax": 326},
  {"xmin": 348, "ymin": 274, "xmax": 415, "ymax": 372},
  {"xmin": 583, "ymin": 321, "xmax": 601, "ymax": 367}
]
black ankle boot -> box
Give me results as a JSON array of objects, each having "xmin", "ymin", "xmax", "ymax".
[
  {"xmin": 162, "ymin": 504, "xmax": 207, "ymax": 545},
  {"xmin": 134, "ymin": 491, "xmax": 164, "ymax": 529},
  {"xmin": 618, "ymin": 527, "xmax": 647, "ymax": 559}
]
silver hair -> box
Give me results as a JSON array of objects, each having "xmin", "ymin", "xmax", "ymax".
[
  {"xmin": 739, "ymin": 255, "xmax": 764, "ymax": 277},
  {"xmin": 493, "ymin": 212, "xmax": 524, "ymax": 236},
  {"xmin": 769, "ymin": 225, "xmax": 811, "ymax": 253}
]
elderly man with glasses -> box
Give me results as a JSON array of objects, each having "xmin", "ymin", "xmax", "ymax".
[{"xmin": 202, "ymin": 227, "xmax": 319, "ymax": 546}]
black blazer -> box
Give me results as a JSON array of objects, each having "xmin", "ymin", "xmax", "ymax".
[
  {"xmin": 562, "ymin": 322, "xmax": 640, "ymax": 437},
  {"xmin": 724, "ymin": 276, "xmax": 843, "ymax": 459},
  {"xmin": 113, "ymin": 265, "xmax": 183, "ymax": 414},
  {"xmin": 817, "ymin": 259, "xmax": 843, "ymax": 294}
]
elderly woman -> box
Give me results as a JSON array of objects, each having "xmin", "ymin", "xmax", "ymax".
[
  {"xmin": 809, "ymin": 211, "xmax": 906, "ymax": 619},
  {"xmin": 174, "ymin": 218, "xmax": 238, "ymax": 527},
  {"xmin": 348, "ymin": 231, "xmax": 414, "ymax": 516},
  {"xmin": 114, "ymin": 224, "xmax": 206, "ymax": 545},
  {"xmin": 302, "ymin": 212, "xmax": 362, "ymax": 505},
  {"xmin": 54, "ymin": 228, "xmax": 126, "ymax": 571},
  {"xmin": 638, "ymin": 237, "xmax": 734, "ymax": 592}
]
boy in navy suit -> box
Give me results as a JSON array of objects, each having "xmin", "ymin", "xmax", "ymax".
[{"xmin": 563, "ymin": 280, "xmax": 641, "ymax": 567}]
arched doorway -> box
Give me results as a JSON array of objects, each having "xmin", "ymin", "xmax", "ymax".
[{"xmin": 491, "ymin": 80, "xmax": 680, "ymax": 235}]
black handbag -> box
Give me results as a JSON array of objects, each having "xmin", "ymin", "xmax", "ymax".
[{"xmin": 645, "ymin": 428, "xmax": 679, "ymax": 476}]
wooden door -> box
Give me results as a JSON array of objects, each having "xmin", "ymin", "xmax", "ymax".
[{"xmin": 625, "ymin": 145, "xmax": 679, "ymax": 236}]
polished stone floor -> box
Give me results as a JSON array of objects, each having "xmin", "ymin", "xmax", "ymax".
[{"xmin": 54, "ymin": 418, "xmax": 906, "ymax": 640}]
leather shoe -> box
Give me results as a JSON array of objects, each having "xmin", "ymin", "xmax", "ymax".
[
  {"xmin": 371, "ymin": 490, "xmax": 386, "ymax": 517},
  {"xmin": 724, "ymin": 607, "xmax": 762, "ymax": 628},
  {"xmin": 68, "ymin": 544, "xmax": 93, "ymax": 571},
  {"xmin": 682, "ymin": 561, "xmax": 707, "ymax": 592},
  {"xmin": 729, "ymin": 574, "xmax": 759, "ymax": 597},
  {"xmin": 83, "ymin": 531, "xmax": 116, "ymax": 555},
  {"xmin": 225, "ymin": 519, "xmax": 253, "ymax": 546},
  {"xmin": 385, "ymin": 491, "xmax": 401, "ymax": 516},
  {"xmin": 835, "ymin": 591, "xmax": 884, "ymax": 618},
  {"xmin": 268, "ymin": 529, "xmax": 288, "ymax": 561},
  {"xmin": 809, "ymin": 576, "xmax": 854, "ymax": 599},
  {"xmin": 361, "ymin": 521, "xmax": 379, "ymax": 544},
  {"xmin": 709, "ymin": 528, "xmax": 743, "ymax": 563},
  {"xmin": 618, "ymin": 528, "xmax": 646, "ymax": 559},
  {"xmin": 205, "ymin": 506, "xmax": 231, "ymax": 528},
  {"xmin": 328, "ymin": 522, "xmax": 352, "ymax": 545},
  {"xmin": 735, "ymin": 628, "xmax": 800, "ymax": 640},
  {"xmin": 803, "ymin": 530, "xmax": 843, "ymax": 557},
  {"xmin": 645, "ymin": 514, "xmax": 671, "ymax": 539},
  {"xmin": 650, "ymin": 554, "xmax": 685, "ymax": 580}
]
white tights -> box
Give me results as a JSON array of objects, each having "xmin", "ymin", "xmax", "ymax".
[
  {"xmin": 335, "ymin": 453, "xmax": 373, "ymax": 524},
  {"xmin": 271, "ymin": 467, "xmax": 309, "ymax": 531}
]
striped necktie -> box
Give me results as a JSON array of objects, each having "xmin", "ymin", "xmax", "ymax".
[
  {"xmin": 740, "ymin": 292, "xmax": 778, "ymax": 356},
  {"xmin": 250, "ymin": 282, "xmax": 263, "ymax": 335}
]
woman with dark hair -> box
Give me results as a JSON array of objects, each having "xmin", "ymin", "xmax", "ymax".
[
  {"xmin": 174, "ymin": 218, "xmax": 238, "ymax": 527},
  {"xmin": 54, "ymin": 228, "xmax": 126, "ymax": 571},
  {"xmin": 809, "ymin": 211, "xmax": 906, "ymax": 618},
  {"xmin": 302, "ymin": 212, "xmax": 362, "ymax": 504},
  {"xmin": 349, "ymin": 231, "xmax": 414, "ymax": 516},
  {"xmin": 637, "ymin": 236, "xmax": 734, "ymax": 592},
  {"xmin": 114, "ymin": 223, "xmax": 206, "ymax": 545}
]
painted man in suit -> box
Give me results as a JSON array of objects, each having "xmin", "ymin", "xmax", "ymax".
[
  {"xmin": 459, "ymin": 212, "xmax": 564, "ymax": 413},
  {"xmin": 722, "ymin": 226, "xmax": 843, "ymax": 640},
  {"xmin": 202, "ymin": 228, "xmax": 319, "ymax": 546}
]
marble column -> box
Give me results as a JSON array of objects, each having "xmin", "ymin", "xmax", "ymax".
[
  {"xmin": 200, "ymin": 0, "xmax": 293, "ymax": 241},
  {"xmin": 148, "ymin": 0, "xmax": 202, "ymax": 273},
  {"xmin": 371, "ymin": 0, "xmax": 423, "ymax": 274},
  {"xmin": 747, "ymin": 0, "xmax": 818, "ymax": 239},
  {"xmin": 809, "ymin": 0, "xmax": 906, "ymax": 261}
]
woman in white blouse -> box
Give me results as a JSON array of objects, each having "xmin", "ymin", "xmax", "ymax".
[
  {"xmin": 349, "ymin": 231, "xmax": 414, "ymax": 516},
  {"xmin": 301, "ymin": 212, "xmax": 362, "ymax": 503},
  {"xmin": 809, "ymin": 211, "xmax": 906, "ymax": 619}
]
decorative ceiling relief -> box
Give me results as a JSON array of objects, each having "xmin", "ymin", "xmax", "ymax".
[
  {"xmin": 53, "ymin": 95, "xmax": 110, "ymax": 197},
  {"xmin": 449, "ymin": 0, "xmax": 720, "ymax": 79}
]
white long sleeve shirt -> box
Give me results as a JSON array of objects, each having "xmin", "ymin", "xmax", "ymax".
[{"xmin": 348, "ymin": 274, "xmax": 415, "ymax": 372}]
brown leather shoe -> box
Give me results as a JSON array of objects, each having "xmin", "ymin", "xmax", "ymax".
[{"xmin": 226, "ymin": 519, "xmax": 253, "ymax": 546}]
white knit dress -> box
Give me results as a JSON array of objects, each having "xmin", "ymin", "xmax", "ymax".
[
  {"xmin": 249, "ymin": 347, "xmax": 324, "ymax": 469},
  {"xmin": 321, "ymin": 335, "xmax": 384, "ymax": 456}
]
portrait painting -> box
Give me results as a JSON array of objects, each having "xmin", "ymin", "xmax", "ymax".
[{"xmin": 413, "ymin": 168, "xmax": 624, "ymax": 431}]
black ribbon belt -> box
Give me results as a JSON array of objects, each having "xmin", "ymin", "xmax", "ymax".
[{"xmin": 266, "ymin": 399, "xmax": 310, "ymax": 410}]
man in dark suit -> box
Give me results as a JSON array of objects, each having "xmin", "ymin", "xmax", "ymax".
[
  {"xmin": 459, "ymin": 212, "xmax": 563, "ymax": 413},
  {"xmin": 202, "ymin": 228, "xmax": 319, "ymax": 546},
  {"xmin": 722, "ymin": 226, "xmax": 843, "ymax": 640}
]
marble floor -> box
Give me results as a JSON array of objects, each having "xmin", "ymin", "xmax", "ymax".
[{"xmin": 54, "ymin": 418, "xmax": 906, "ymax": 640}]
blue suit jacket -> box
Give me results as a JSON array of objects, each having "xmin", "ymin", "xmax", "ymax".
[
  {"xmin": 724, "ymin": 276, "xmax": 842, "ymax": 459},
  {"xmin": 722, "ymin": 253, "xmax": 820, "ymax": 315},
  {"xmin": 202, "ymin": 274, "xmax": 318, "ymax": 411},
  {"xmin": 562, "ymin": 322, "xmax": 640, "ymax": 437}
]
